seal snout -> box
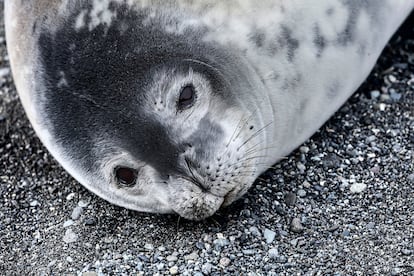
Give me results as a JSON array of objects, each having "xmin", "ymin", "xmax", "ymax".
[{"xmin": 168, "ymin": 176, "xmax": 225, "ymax": 221}]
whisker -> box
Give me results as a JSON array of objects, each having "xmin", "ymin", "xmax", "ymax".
[
  {"xmin": 237, "ymin": 121, "xmax": 273, "ymax": 151},
  {"xmin": 235, "ymin": 155, "xmax": 268, "ymax": 164},
  {"xmin": 233, "ymin": 105, "xmax": 262, "ymax": 143},
  {"xmin": 226, "ymin": 113, "xmax": 246, "ymax": 148}
]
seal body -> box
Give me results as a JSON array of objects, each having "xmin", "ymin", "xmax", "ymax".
[{"xmin": 5, "ymin": 0, "xmax": 414, "ymax": 220}]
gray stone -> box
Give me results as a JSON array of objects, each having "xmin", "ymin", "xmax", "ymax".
[
  {"xmin": 63, "ymin": 229, "xmax": 78, "ymax": 243},
  {"xmin": 291, "ymin": 218, "xmax": 304, "ymax": 233},
  {"xmin": 264, "ymin": 229, "xmax": 276, "ymax": 244},
  {"xmin": 71, "ymin": 206, "xmax": 83, "ymax": 220},
  {"xmin": 219, "ymin": 257, "xmax": 231, "ymax": 267},
  {"xmin": 268, "ymin": 248, "xmax": 279, "ymax": 259}
]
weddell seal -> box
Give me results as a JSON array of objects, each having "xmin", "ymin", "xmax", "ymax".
[{"xmin": 5, "ymin": 0, "xmax": 414, "ymax": 220}]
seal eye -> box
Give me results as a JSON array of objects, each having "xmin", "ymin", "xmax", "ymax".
[
  {"xmin": 115, "ymin": 167, "xmax": 137, "ymax": 187},
  {"xmin": 178, "ymin": 85, "xmax": 196, "ymax": 110}
]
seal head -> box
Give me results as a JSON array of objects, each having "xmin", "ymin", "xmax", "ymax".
[{"xmin": 33, "ymin": 2, "xmax": 271, "ymax": 220}]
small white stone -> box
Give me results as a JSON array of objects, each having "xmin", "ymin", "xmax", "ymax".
[
  {"xmin": 263, "ymin": 229, "xmax": 276, "ymax": 244},
  {"xmin": 71, "ymin": 206, "xmax": 83, "ymax": 220},
  {"xmin": 166, "ymin": 255, "xmax": 178, "ymax": 262},
  {"xmin": 388, "ymin": 75, "xmax": 397, "ymax": 83},
  {"xmin": 78, "ymin": 199, "xmax": 89, "ymax": 207},
  {"xmin": 268, "ymin": 248, "xmax": 279, "ymax": 259},
  {"xmin": 63, "ymin": 229, "xmax": 78, "ymax": 243},
  {"xmin": 169, "ymin": 266, "xmax": 179, "ymax": 275},
  {"xmin": 66, "ymin": 193, "xmax": 76, "ymax": 201},
  {"xmin": 63, "ymin": 220, "xmax": 74, "ymax": 228},
  {"xmin": 29, "ymin": 200, "xmax": 40, "ymax": 207},
  {"xmin": 219, "ymin": 257, "xmax": 231, "ymax": 267},
  {"xmin": 350, "ymin": 182, "xmax": 367, "ymax": 193},
  {"xmin": 144, "ymin": 243, "xmax": 154, "ymax": 251}
]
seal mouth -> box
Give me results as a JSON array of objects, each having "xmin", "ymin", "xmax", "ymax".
[
  {"xmin": 167, "ymin": 176, "xmax": 226, "ymax": 221},
  {"xmin": 173, "ymin": 191, "xmax": 224, "ymax": 221}
]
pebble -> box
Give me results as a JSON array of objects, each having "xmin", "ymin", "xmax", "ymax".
[
  {"xmin": 370, "ymin": 90, "xmax": 380, "ymax": 99},
  {"xmin": 290, "ymin": 218, "xmax": 304, "ymax": 233},
  {"xmin": 219, "ymin": 257, "xmax": 231, "ymax": 267},
  {"xmin": 78, "ymin": 199, "xmax": 89, "ymax": 207},
  {"xmin": 144, "ymin": 243, "xmax": 154, "ymax": 251},
  {"xmin": 249, "ymin": 226, "xmax": 261, "ymax": 237},
  {"xmin": 366, "ymin": 222, "xmax": 375, "ymax": 229},
  {"xmin": 84, "ymin": 217, "xmax": 97, "ymax": 226},
  {"xmin": 388, "ymin": 74, "xmax": 397, "ymax": 83},
  {"xmin": 242, "ymin": 249, "xmax": 255, "ymax": 255},
  {"xmin": 263, "ymin": 229, "xmax": 276, "ymax": 244},
  {"xmin": 303, "ymin": 181, "xmax": 311, "ymax": 188},
  {"xmin": 169, "ymin": 266, "xmax": 179, "ymax": 275},
  {"xmin": 370, "ymin": 165, "xmax": 380, "ymax": 174},
  {"xmin": 63, "ymin": 229, "xmax": 78, "ymax": 243},
  {"xmin": 63, "ymin": 220, "xmax": 74, "ymax": 228},
  {"xmin": 66, "ymin": 193, "xmax": 76, "ymax": 201},
  {"xmin": 389, "ymin": 90, "xmax": 402, "ymax": 101},
  {"xmin": 268, "ymin": 248, "xmax": 279, "ymax": 259},
  {"xmin": 284, "ymin": 192, "xmax": 297, "ymax": 206},
  {"xmin": 299, "ymin": 146, "xmax": 310, "ymax": 154},
  {"xmin": 184, "ymin": 252, "xmax": 198, "ymax": 261},
  {"xmin": 195, "ymin": 241, "xmax": 204, "ymax": 250},
  {"xmin": 297, "ymin": 189, "xmax": 306, "ymax": 197},
  {"xmin": 202, "ymin": 263, "xmax": 213, "ymax": 275},
  {"xmin": 29, "ymin": 200, "xmax": 40, "ymax": 207},
  {"xmin": 296, "ymin": 162, "xmax": 306, "ymax": 173},
  {"xmin": 71, "ymin": 206, "xmax": 83, "ymax": 220},
  {"xmin": 213, "ymin": 238, "xmax": 229, "ymax": 249},
  {"xmin": 350, "ymin": 182, "xmax": 367, "ymax": 193},
  {"xmin": 342, "ymin": 230, "xmax": 351, "ymax": 237},
  {"xmin": 365, "ymin": 135, "xmax": 376, "ymax": 143},
  {"xmin": 166, "ymin": 255, "xmax": 178, "ymax": 262}
]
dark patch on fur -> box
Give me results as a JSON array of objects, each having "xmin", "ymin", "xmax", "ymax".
[
  {"xmin": 36, "ymin": 1, "xmax": 247, "ymax": 179},
  {"xmin": 326, "ymin": 7, "xmax": 335, "ymax": 16},
  {"xmin": 313, "ymin": 24, "xmax": 326, "ymax": 58},
  {"xmin": 187, "ymin": 115, "xmax": 224, "ymax": 161},
  {"xmin": 249, "ymin": 28, "xmax": 266, "ymax": 48},
  {"xmin": 337, "ymin": 0, "xmax": 379, "ymax": 46},
  {"xmin": 327, "ymin": 81, "xmax": 341, "ymax": 99},
  {"xmin": 278, "ymin": 25, "xmax": 299, "ymax": 62}
]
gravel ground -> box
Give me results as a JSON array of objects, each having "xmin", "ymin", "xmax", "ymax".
[{"xmin": 1, "ymin": 3, "xmax": 413, "ymax": 275}]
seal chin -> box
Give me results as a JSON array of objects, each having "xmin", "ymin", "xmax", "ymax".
[{"xmin": 168, "ymin": 178, "xmax": 225, "ymax": 221}]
